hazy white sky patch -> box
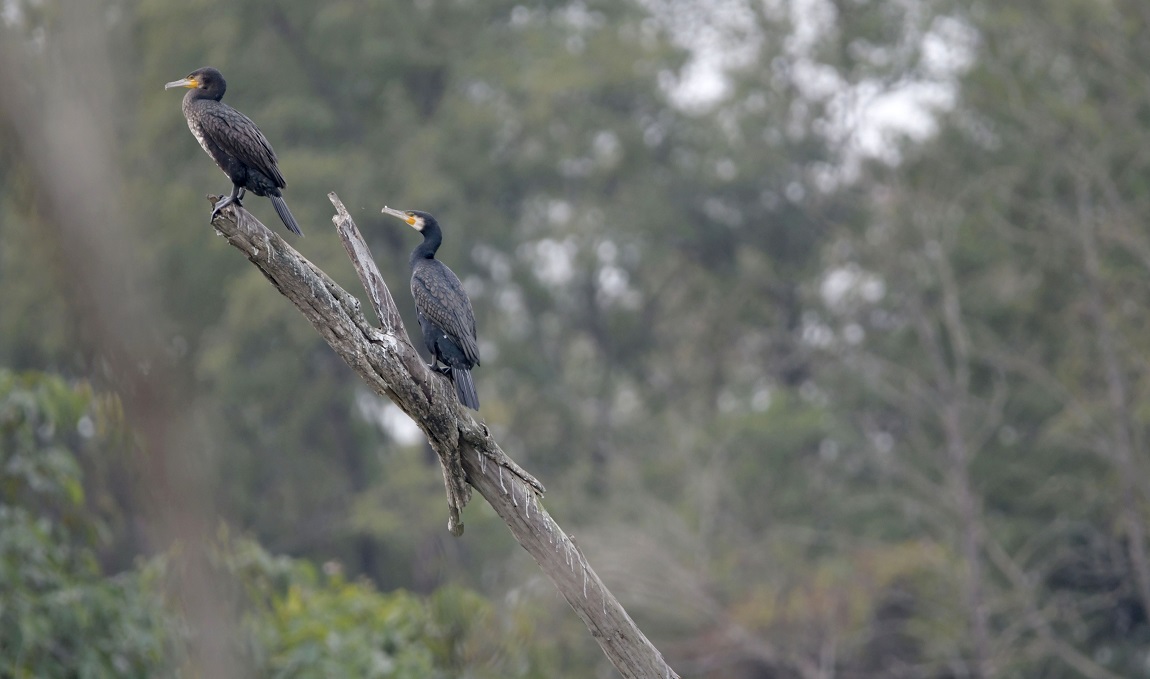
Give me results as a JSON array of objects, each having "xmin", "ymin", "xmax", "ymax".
[
  {"xmin": 821, "ymin": 265, "xmax": 886, "ymax": 310},
  {"xmin": 526, "ymin": 237, "xmax": 578, "ymax": 287},
  {"xmin": 356, "ymin": 388, "xmax": 424, "ymax": 446},
  {"xmin": 2, "ymin": 0, "xmax": 21, "ymax": 28},
  {"xmin": 642, "ymin": 0, "xmax": 976, "ymax": 166}
]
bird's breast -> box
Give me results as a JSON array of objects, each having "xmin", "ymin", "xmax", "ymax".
[
  {"xmin": 186, "ymin": 119, "xmax": 209, "ymax": 154},
  {"xmin": 187, "ymin": 118, "xmax": 229, "ymax": 175}
]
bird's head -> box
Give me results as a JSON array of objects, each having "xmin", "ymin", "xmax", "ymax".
[
  {"xmin": 165, "ymin": 67, "xmax": 226, "ymax": 99},
  {"xmin": 382, "ymin": 206, "xmax": 437, "ymax": 233}
]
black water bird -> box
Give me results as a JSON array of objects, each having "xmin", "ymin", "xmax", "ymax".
[
  {"xmin": 382, "ymin": 207, "xmax": 480, "ymax": 410},
  {"xmin": 165, "ymin": 67, "xmax": 302, "ymax": 236}
]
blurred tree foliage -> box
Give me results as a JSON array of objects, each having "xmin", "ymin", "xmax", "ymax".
[
  {"xmin": 2, "ymin": 0, "xmax": 1150, "ymax": 675},
  {"xmin": 0, "ymin": 370, "xmax": 174, "ymax": 676},
  {"xmin": 812, "ymin": 0, "xmax": 1150, "ymax": 675},
  {"xmin": 0, "ymin": 371, "xmax": 552, "ymax": 678}
]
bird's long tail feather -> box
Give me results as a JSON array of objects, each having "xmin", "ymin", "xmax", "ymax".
[
  {"xmin": 270, "ymin": 195, "xmax": 303, "ymax": 236},
  {"xmin": 451, "ymin": 367, "xmax": 480, "ymax": 411}
]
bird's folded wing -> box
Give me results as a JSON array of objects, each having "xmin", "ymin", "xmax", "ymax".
[
  {"xmin": 412, "ymin": 269, "xmax": 480, "ymax": 366},
  {"xmin": 199, "ymin": 106, "xmax": 286, "ymax": 188}
]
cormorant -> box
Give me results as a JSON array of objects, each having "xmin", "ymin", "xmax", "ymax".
[
  {"xmin": 165, "ymin": 67, "xmax": 302, "ymax": 236},
  {"xmin": 382, "ymin": 207, "xmax": 480, "ymax": 410}
]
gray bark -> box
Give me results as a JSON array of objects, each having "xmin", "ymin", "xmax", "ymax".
[{"xmin": 209, "ymin": 194, "xmax": 679, "ymax": 679}]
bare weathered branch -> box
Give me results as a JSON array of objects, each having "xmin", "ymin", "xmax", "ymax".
[
  {"xmin": 329, "ymin": 193, "xmax": 403, "ymax": 333},
  {"xmin": 208, "ymin": 195, "xmax": 678, "ymax": 679}
]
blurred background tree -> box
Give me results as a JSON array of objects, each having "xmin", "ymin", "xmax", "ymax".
[{"xmin": 2, "ymin": 0, "xmax": 1149, "ymax": 676}]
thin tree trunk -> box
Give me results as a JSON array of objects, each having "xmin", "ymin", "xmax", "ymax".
[
  {"xmin": 915, "ymin": 230, "xmax": 994, "ymax": 678},
  {"xmin": 1076, "ymin": 182, "xmax": 1150, "ymax": 618},
  {"xmin": 942, "ymin": 401, "xmax": 993, "ymax": 679}
]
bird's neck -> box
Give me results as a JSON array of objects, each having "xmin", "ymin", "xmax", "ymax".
[
  {"xmin": 411, "ymin": 230, "xmax": 442, "ymax": 265},
  {"xmin": 184, "ymin": 89, "xmax": 224, "ymax": 105}
]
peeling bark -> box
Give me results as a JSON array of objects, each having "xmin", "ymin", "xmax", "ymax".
[{"xmin": 208, "ymin": 195, "xmax": 679, "ymax": 679}]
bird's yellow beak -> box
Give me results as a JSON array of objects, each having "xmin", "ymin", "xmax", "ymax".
[
  {"xmin": 164, "ymin": 77, "xmax": 198, "ymax": 90},
  {"xmin": 381, "ymin": 206, "xmax": 416, "ymax": 226}
]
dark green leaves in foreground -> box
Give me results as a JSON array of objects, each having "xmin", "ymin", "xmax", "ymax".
[
  {"xmin": 0, "ymin": 371, "xmax": 543, "ymax": 679},
  {"xmin": 0, "ymin": 370, "xmax": 172, "ymax": 676}
]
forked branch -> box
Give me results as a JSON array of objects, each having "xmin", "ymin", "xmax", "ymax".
[{"xmin": 207, "ymin": 194, "xmax": 678, "ymax": 679}]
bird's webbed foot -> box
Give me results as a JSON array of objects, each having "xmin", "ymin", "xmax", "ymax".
[
  {"xmin": 427, "ymin": 362, "xmax": 451, "ymax": 376},
  {"xmin": 210, "ymin": 187, "xmax": 245, "ymax": 222},
  {"xmin": 210, "ymin": 195, "xmax": 237, "ymax": 222}
]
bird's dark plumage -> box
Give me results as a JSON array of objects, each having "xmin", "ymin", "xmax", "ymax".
[
  {"xmin": 382, "ymin": 207, "xmax": 480, "ymax": 410},
  {"xmin": 165, "ymin": 67, "xmax": 302, "ymax": 236}
]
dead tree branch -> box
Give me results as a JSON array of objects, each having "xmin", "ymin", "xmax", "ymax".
[{"xmin": 207, "ymin": 194, "xmax": 679, "ymax": 679}]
